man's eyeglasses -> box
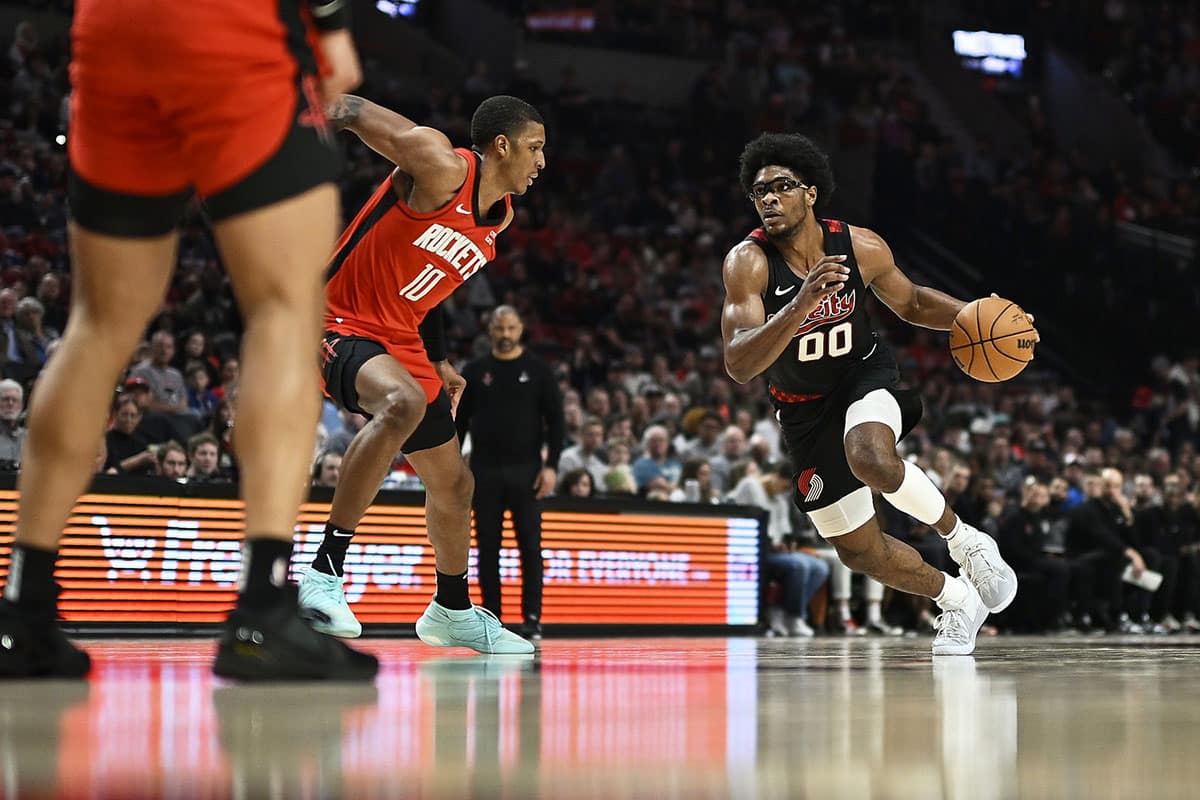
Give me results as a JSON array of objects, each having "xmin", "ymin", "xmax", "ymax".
[{"xmin": 748, "ymin": 177, "xmax": 808, "ymax": 202}]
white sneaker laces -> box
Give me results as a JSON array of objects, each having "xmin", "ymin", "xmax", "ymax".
[
  {"xmin": 472, "ymin": 606, "xmax": 502, "ymax": 650},
  {"xmin": 933, "ymin": 608, "xmax": 969, "ymax": 642},
  {"xmin": 317, "ymin": 579, "xmax": 344, "ymax": 603},
  {"xmin": 961, "ymin": 541, "xmax": 998, "ymax": 587}
]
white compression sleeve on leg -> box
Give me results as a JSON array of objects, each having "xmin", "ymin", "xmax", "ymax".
[{"xmin": 881, "ymin": 460, "xmax": 947, "ymax": 526}]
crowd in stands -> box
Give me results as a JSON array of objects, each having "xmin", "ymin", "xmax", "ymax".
[
  {"xmin": 511, "ymin": 0, "xmax": 920, "ymax": 61},
  {"xmin": 1086, "ymin": 0, "xmax": 1200, "ymax": 171},
  {"xmin": 2, "ymin": 9, "xmax": 1199, "ymax": 634},
  {"xmin": 962, "ymin": 0, "xmax": 1200, "ymax": 172}
]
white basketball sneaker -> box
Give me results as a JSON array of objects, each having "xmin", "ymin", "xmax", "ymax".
[
  {"xmin": 948, "ymin": 523, "xmax": 1019, "ymax": 613},
  {"xmin": 298, "ymin": 568, "xmax": 362, "ymax": 638},
  {"xmin": 932, "ymin": 577, "xmax": 989, "ymax": 656}
]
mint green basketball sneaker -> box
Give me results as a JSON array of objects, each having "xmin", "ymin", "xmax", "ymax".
[
  {"xmin": 298, "ymin": 568, "xmax": 362, "ymax": 639},
  {"xmin": 415, "ymin": 599, "xmax": 534, "ymax": 655}
]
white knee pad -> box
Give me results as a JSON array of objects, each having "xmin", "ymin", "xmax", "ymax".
[
  {"xmin": 807, "ymin": 486, "xmax": 875, "ymax": 538},
  {"xmin": 844, "ymin": 388, "xmax": 903, "ymax": 443}
]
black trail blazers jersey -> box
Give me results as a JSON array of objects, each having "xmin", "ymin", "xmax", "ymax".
[{"xmin": 748, "ymin": 218, "xmax": 882, "ymax": 398}]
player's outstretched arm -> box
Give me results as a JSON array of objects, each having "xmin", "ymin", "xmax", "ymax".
[
  {"xmin": 721, "ymin": 242, "xmax": 848, "ymax": 384},
  {"xmin": 857, "ymin": 226, "xmax": 1040, "ymax": 337},
  {"xmin": 855, "ymin": 226, "xmax": 966, "ymax": 330},
  {"xmin": 325, "ymin": 95, "xmax": 463, "ymax": 185},
  {"xmin": 327, "ymin": 95, "xmax": 416, "ymax": 147}
]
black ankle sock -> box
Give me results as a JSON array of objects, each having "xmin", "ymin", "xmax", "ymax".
[
  {"xmin": 4, "ymin": 543, "xmax": 57, "ymax": 609},
  {"xmin": 435, "ymin": 570, "xmax": 471, "ymax": 610},
  {"xmin": 311, "ymin": 523, "xmax": 354, "ymax": 577},
  {"xmin": 238, "ymin": 538, "xmax": 293, "ymax": 610}
]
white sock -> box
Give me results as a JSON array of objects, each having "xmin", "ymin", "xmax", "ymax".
[
  {"xmin": 933, "ymin": 573, "xmax": 969, "ymax": 610},
  {"xmin": 882, "ymin": 460, "xmax": 947, "ymax": 526},
  {"xmin": 838, "ymin": 600, "xmax": 851, "ymax": 621},
  {"xmin": 943, "ymin": 516, "xmax": 966, "ymax": 544},
  {"xmin": 866, "ymin": 601, "xmax": 882, "ymax": 624}
]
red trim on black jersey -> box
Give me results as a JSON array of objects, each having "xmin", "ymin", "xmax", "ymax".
[{"xmin": 769, "ymin": 385, "xmax": 825, "ymax": 403}]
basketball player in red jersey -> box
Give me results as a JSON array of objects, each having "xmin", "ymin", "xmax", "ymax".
[
  {"xmin": 0, "ymin": 0, "xmax": 379, "ymax": 681},
  {"xmin": 722, "ymin": 133, "xmax": 1039, "ymax": 656},
  {"xmin": 297, "ymin": 94, "xmax": 544, "ymax": 654}
]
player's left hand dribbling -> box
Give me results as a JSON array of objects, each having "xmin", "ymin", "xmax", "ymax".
[{"xmin": 990, "ymin": 292, "xmax": 1040, "ymax": 343}]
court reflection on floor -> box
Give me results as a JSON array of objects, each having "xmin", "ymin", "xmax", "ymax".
[
  {"xmin": 0, "ymin": 638, "xmax": 1198, "ymax": 798},
  {"xmin": 751, "ymin": 641, "xmax": 1018, "ymax": 799}
]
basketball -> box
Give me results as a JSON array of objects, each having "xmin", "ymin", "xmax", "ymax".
[{"xmin": 949, "ymin": 296, "xmax": 1036, "ymax": 382}]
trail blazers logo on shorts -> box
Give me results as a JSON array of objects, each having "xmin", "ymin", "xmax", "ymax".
[{"xmin": 796, "ymin": 468, "xmax": 824, "ymax": 503}]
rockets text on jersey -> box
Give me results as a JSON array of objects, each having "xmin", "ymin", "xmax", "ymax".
[{"xmin": 324, "ymin": 148, "xmax": 511, "ymax": 341}]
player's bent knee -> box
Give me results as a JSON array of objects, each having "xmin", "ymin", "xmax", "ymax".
[
  {"xmin": 66, "ymin": 305, "xmax": 154, "ymax": 344},
  {"xmin": 844, "ymin": 437, "xmax": 902, "ymax": 490},
  {"xmin": 453, "ymin": 467, "xmax": 475, "ymax": 505},
  {"xmin": 428, "ymin": 461, "xmax": 474, "ymax": 507},
  {"xmin": 376, "ymin": 387, "xmax": 425, "ymax": 432}
]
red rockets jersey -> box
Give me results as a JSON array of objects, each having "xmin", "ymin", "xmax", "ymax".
[{"xmin": 325, "ymin": 148, "xmax": 510, "ymax": 340}]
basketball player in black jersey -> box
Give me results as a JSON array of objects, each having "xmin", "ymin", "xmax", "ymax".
[{"xmin": 721, "ymin": 133, "xmax": 1039, "ymax": 655}]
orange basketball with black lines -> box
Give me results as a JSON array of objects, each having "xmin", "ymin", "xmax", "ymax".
[{"xmin": 949, "ymin": 296, "xmax": 1036, "ymax": 382}]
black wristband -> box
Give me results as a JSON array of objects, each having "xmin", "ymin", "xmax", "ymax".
[
  {"xmin": 419, "ymin": 305, "xmax": 447, "ymax": 363},
  {"xmin": 309, "ymin": 0, "xmax": 351, "ymax": 32}
]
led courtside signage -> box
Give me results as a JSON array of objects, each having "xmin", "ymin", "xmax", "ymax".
[{"xmin": 0, "ymin": 488, "xmax": 760, "ymax": 626}]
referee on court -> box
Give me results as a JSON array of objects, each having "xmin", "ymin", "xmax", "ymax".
[{"xmin": 456, "ymin": 305, "xmax": 564, "ymax": 640}]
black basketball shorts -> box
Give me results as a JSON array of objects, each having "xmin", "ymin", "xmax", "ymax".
[
  {"xmin": 775, "ymin": 345, "xmax": 923, "ymax": 537},
  {"xmin": 319, "ymin": 331, "xmax": 456, "ymax": 455}
]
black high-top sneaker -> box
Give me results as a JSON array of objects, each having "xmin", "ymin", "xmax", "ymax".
[
  {"xmin": 0, "ymin": 596, "xmax": 91, "ymax": 678},
  {"xmin": 213, "ymin": 586, "xmax": 378, "ymax": 682}
]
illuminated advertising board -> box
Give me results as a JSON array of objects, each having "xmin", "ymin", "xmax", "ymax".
[
  {"xmin": 952, "ymin": 29, "xmax": 1027, "ymax": 77},
  {"xmin": 0, "ymin": 481, "xmax": 761, "ymax": 627}
]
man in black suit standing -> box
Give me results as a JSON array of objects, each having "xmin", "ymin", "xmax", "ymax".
[{"xmin": 457, "ymin": 306, "xmax": 564, "ymax": 640}]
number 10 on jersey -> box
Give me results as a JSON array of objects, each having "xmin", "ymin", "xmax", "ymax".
[
  {"xmin": 399, "ymin": 263, "xmax": 447, "ymax": 302},
  {"xmin": 797, "ymin": 321, "xmax": 852, "ymax": 362}
]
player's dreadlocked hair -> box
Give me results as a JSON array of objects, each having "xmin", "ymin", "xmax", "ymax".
[
  {"xmin": 738, "ymin": 133, "xmax": 835, "ymax": 212},
  {"xmin": 470, "ymin": 95, "xmax": 544, "ymax": 151}
]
